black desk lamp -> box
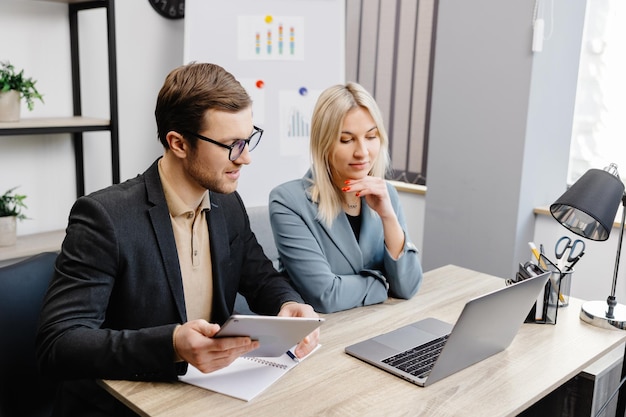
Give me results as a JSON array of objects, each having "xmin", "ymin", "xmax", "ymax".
[{"xmin": 550, "ymin": 163, "xmax": 626, "ymax": 330}]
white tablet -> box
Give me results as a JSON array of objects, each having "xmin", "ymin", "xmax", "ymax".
[{"xmin": 214, "ymin": 315, "xmax": 325, "ymax": 357}]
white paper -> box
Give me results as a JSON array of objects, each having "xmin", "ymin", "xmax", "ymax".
[{"xmin": 180, "ymin": 345, "xmax": 321, "ymax": 401}]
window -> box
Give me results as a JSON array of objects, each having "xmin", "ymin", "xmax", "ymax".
[{"xmin": 569, "ymin": 0, "xmax": 626, "ymax": 183}]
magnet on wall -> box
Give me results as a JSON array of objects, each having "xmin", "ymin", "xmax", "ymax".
[
  {"xmin": 265, "ymin": 15, "xmax": 273, "ymax": 24},
  {"xmin": 299, "ymin": 87, "xmax": 308, "ymax": 96},
  {"xmin": 256, "ymin": 80, "xmax": 265, "ymax": 89}
]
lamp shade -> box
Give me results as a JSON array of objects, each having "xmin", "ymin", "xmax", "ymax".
[{"xmin": 550, "ymin": 168, "xmax": 624, "ymax": 241}]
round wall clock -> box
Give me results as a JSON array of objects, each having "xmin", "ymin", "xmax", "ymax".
[{"xmin": 149, "ymin": 0, "xmax": 185, "ymax": 20}]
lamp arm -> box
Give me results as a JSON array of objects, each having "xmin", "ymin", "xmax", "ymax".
[{"xmin": 607, "ymin": 194, "xmax": 626, "ymax": 318}]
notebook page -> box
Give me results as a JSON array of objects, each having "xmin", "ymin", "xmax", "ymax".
[{"xmin": 180, "ymin": 344, "xmax": 321, "ymax": 401}]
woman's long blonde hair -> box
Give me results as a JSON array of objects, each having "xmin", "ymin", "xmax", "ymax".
[{"xmin": 309, "ymin": 82, "xmax": 390, "ymax": 227}]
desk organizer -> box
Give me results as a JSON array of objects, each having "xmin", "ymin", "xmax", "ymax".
[{"xmin": 509, "ymin": 254, "xmax": 571, "ymax": 325}]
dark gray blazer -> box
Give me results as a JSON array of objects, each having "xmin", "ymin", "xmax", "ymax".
[{"xmin": 36, "ymin": 158, "xmax": 303, "ymax": 416}]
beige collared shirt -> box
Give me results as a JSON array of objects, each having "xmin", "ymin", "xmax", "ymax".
[{"xmin": 158, "ymin": 161, "xmax": 213, "ymax": 321}]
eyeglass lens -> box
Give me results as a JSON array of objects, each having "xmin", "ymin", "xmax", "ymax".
[{"xmin": 230, "ymin": 129, "xmax": 262, "ymax": 161}]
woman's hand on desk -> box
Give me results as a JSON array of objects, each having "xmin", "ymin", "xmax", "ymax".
[
  {"xmin": 278, "ymin": 302, "xmax": 321, "ymax": 359},
  {"xmin": 173, "ymin": 319, "xmax": 259, "ymax": 373}
]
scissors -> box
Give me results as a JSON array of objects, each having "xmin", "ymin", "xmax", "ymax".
[{"xmin": 554, "ymin": 236, "xmax": 585, "ymax": 270}]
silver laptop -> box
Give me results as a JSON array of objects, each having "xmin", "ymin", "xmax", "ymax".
[{"xmin": 345, "ymin": 271, "xmax": 550, "ymax": 387}]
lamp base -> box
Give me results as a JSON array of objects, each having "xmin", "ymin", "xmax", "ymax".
[{"xmin": 580, "ymin": 300, "xmax": 626, "ymax": 330}]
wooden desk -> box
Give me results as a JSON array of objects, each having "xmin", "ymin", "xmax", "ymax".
[{"xmin": 100, "ymin": 265, "xmax": 626, "ymax": 416}]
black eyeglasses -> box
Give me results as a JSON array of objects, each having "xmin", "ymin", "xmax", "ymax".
[{"xmin": 183, "ymin": 126, "xmax": 263, "ymax": 161}]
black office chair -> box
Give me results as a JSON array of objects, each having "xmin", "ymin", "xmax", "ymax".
[{"xmin": 0, "ymin": 252, "xmax": 58, "ymax": 417}]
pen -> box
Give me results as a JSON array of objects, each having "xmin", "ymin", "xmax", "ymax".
[
  {"xmin": 286, "ymin": 350, "xmax": 300, "ymax": 363},
  {"xmin": 528, "ymin": 242, "xmax": 547, "ymax": 270}
]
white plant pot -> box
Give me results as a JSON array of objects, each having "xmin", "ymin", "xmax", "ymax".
[
  {"xmin": 0, "ymin": 216, "xmax": 17, "ymax": 246},
  {"xmin": 0, "ymin": 90, "xmax": 21, "ymax": 122}
]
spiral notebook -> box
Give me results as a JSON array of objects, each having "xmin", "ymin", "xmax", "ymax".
[{"xmin": 180, "ymin": 345, "xmax": 321, "ymax": 401}]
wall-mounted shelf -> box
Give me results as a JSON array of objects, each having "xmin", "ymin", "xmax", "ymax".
[
  {"xmin": 0, "ymin": 0, "xmax": 119, "ymax": 197},
  {"xmin": 0, "ymin": 116, "xmax": 110, "ymax": 134}
]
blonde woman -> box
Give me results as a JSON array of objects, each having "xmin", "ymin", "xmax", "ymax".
[{"xmin": 269, "ymin": 82, "xmax": 423, "ymax": 313}]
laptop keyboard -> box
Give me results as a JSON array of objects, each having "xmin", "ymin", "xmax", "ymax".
[{"xmin": 382, "ymin": 334, "xmax": 450, "ymax": 378}]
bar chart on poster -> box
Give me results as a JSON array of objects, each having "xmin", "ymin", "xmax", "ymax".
[{"xmin": 185, "ymin": 0, "xmax": 345, "ymax": 206}]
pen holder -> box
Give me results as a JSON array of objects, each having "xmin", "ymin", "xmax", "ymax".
[
  {"xmin": 512, "ymin": 255, "xmax": 564, "ymax": 325},
  {"xmin": 556, "ymin": 269, "xmax": 573, "ymax": 307},
  {"xmin": 539, "ymin": 254, "xmax": 572, "ymax": 308}
]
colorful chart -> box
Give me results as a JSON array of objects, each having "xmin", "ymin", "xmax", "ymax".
[{"xmin": 238, "ymin": 15, "xmax": 305, "ymax": 61}]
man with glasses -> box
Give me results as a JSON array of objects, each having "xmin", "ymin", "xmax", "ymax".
[{"xmin": 36, "ymin": 62, "xmax": 319, "ymax": 416}]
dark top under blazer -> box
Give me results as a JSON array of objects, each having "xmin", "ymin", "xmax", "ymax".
[{"xmin": 36, "ymin": 158, "xmax": 303, "ymax": 416}]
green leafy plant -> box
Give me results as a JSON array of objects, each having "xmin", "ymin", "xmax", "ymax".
[
  {"xmin": 0, "ymin": 61, "xmax": 44, "ymax": 111},
  {"xmin": 0, "ymin": 186, "xmax": 28, "ymax": 221}
]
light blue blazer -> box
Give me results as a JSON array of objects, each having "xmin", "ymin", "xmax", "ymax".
[{"xmin": 269, "ymin": 172, "xmax": 423, "ymax": 313}]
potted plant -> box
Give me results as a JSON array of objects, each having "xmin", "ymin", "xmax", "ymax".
[
  {"xmin": 0, "ymin": 61, "xmax": 44, "ymax": 122},
  {"xmin": 0, "ymin": 186, "xmax": 28, "ymax": 247}
]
